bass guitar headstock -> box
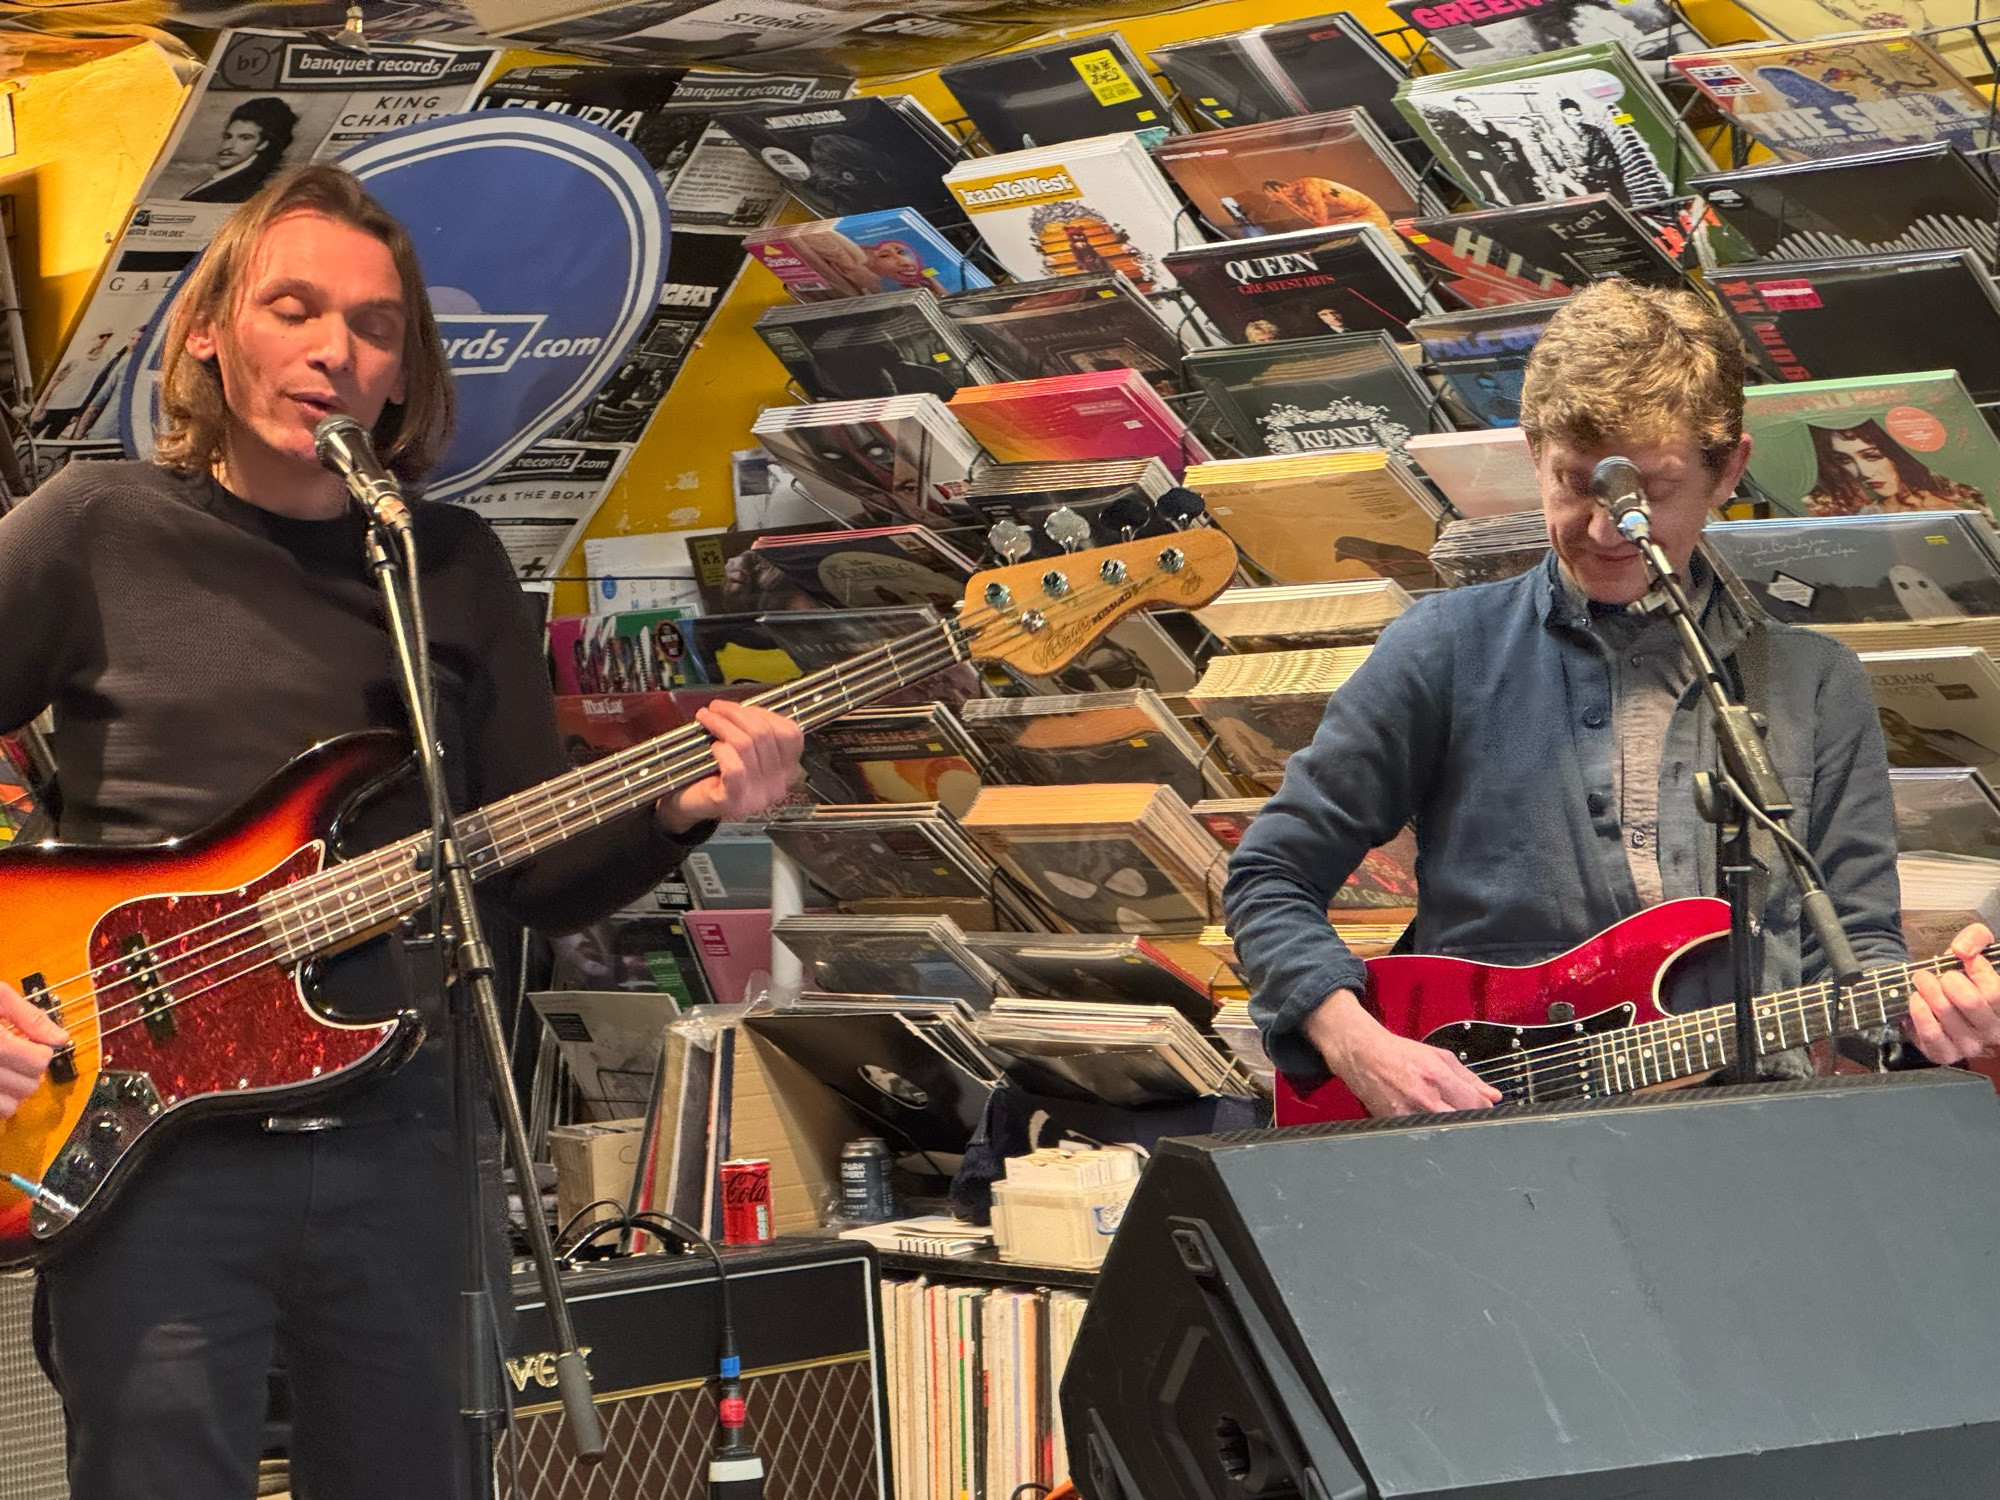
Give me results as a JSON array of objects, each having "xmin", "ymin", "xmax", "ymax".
[{"xmin": 957, "ymin": 501, "xmax": 1238, "ymax": 678}]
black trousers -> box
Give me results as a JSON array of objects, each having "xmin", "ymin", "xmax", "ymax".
[{"xmin": 34, "ymin": 1114, "xmax": 485, "ymax": 1500}]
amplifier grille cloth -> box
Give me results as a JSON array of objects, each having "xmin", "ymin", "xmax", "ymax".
[
  {"xmin": 500, "ymin": 1356, "xmax": 878, "ymax": 1500},
  {"xmin": 0, "ymin": 1271, "xmax": 66, "ymax": 1500}
]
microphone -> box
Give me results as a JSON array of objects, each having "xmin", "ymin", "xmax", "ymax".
[
  {"xmin": 1590, "ymin": 455, "xmax": 1651, "ymax": 541},
  {"xmin": 314, "ymin": 413, "xmax": 411, "ymax": 532}
]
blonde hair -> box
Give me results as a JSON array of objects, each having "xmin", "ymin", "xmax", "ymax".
[
  {"xmin": 156, "ymin": 163, "xmax": 454, "ymax": 482},
  {"xmin": 1518, "ymin": 279, "xmax": 1747, "ymax": 468}
]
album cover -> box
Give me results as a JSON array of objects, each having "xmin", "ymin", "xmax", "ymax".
[
  {"xmin": 1691, "ymin": 144, "xmax": 2000, "ymax": 265},
  {"xmin": 1397, "ymin": 41, "xmax": 1713, "ymax": 209},
  {"xmin": 1411, "ymin": 299, "xmax": 1564, "ymax": 428},
  {"xmin": 1184, "ymin": 331, "xmax": 1442, "ymax": 461},
  {"xmin": 550, "ymin": 608, "xmax": 698, "ymax": 694},
  {"xmin": 799, "ymin": 705, "xmax": 992, "ymax": 815},
  {"xmin": 960, "ymin": 458, "xmax": 1179, "ymax": 555},
  {"xmin": 936, "ymin": 274, "xmax": 1189, "ymax": 394},
  {"xmin": 1862, "ymin": 647, "xmax": 2000, "ymax": 771},
  {"xmin": 1722, "ymin": 0, "xmax": 1993, "ymax": 80},
  {"xmin": 767, "ymin": 818, "xmax": 999, "ymax": 905},
  {"xmin": 1186, "ymin": 449, "xmax": 1447, "ymax": 589},
  {"xmin": 1150, "ymin": 11, "xmax": 1415, "ymax": 141},
  {"xmin": 1889, "ymin": 766, "xmax": 2000, "ymax": 856},
  {"xmin": 748, "ymin": 525, "xmax": 978, "ymax": 611},
  {"xmin": 687, "ymin": 523, "xmax": 834, "ymax": 614},
  {"xmin": 941, "ymin": 33, "xmax": 1180, "ymax": 150},
  {"xmin": 683, "ymin": 615, "xmax": 802, "ymax": 686},
  {"xmin": 1190, "ymin": 645, "xmax": 1375, "ymax": 787},
  {"xmin": 771, "ymin": 914, "xmax": 1005, "ymax": 1006},
  {"xmin": 1165, "ymin": 223, "xmax": 1431, "ymax": 343},
  {"xmin": 744, "ymin": 1012, "xmax": 993, "ymax": 1155},
  {"xmin": 959, "ymin": 931, "xmax": 1218, "ymax": 1025},
  {"xmin": 959, "ymin": 690, "xmax": 1216, "ymax": 803},
  {"xmin": 1391, "ymin": 0, "xmax": 1687, "ymax": 72},
  {"xmin": 1407, "ymin": 428, "xmax": 1543, "ymax": 516},
  {"xmin": 746, "ymin": 208, "xmax": 991, "ymax": 302},
  {"xmin": 1672, "ymin": 33, "xmax": 1994, "ymax": 163},
  {"xmin": 1703, "ymin": 511, "xmax": 2000, "ymax": 623},
  {"xmin": 553, "ymin": 692, "xmax": 696, "ymax": 764},
  {"xmin": 758, "ymin": 605, "xmax": 981, "ymax": 709},
  {"xmin": 1401, "ymin": 193, "xmax": 1687, "ymax": 310},
  {"xmin": 551, "ymin": 228, "xmax": 748, "ymax": 444},
  {"xmin": 1151, "ymin": 109, "xmax": 1424, "ymax": 239},
  {"xmin": 944, "ymin": 134, "xmax": 1191, "ymax": 294},
  {"xmin": 749, "ymin": 394, "xmax": 988, "ymax": 528},
  {"xmin": 948, "ymin": 369, "xmax": 1212, "ymax": 476},
  {"xmin": 754, "ymin": 291, "xmax": 995, "ymax": 402},
  {"xmin": 1710, "ymin": 249, "xmax": 2000, "ymax": 402},
  {"xmin": 713, "ymin": 96, "xmax": 968, "ymax": 225},
  {"xmin": 1742, "ymin": 371, "xmax": 2000, "ymax": 517}
]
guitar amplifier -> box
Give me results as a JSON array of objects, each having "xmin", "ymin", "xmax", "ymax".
[
  {"xmin": 500, "ymin": 1238, "xmax": 886, "ymax": 1500},
  {"xmin": 0, "ymin": 1272, "xmax": 65, "ymax": 1500}
]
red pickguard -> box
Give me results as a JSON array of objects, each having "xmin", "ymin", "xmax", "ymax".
[
  {"xmin": 1275, "ymin": 898, "xmax": 1733, "ymax": 1125},
  {"xmin": 0, "ymin": 734, "xmax": 422, "ymax": 1267}
]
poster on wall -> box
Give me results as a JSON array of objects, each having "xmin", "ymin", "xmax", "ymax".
[
  {"xmin": 118, "ymin": 108, "xmax": 672, "ymax": 546},
  {"xmin": 26, "ymin": 28, "xmax": 498, "ymax": 476}
]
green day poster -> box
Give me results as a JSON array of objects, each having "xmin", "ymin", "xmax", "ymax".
[{"xmin": 1743, "ymin": 371, "xmax": 2000, "ymax": 518}]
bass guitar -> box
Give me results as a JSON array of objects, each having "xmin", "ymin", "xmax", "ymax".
[
  {"xmin": 0, "ymin": 526, "xmax": 1238, "ymax": 1267},
  {"xmin": 1275, "ymin": 896, "xmax": 1967, "ymax": 1125}
]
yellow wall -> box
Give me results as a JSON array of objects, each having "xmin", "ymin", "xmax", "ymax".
[{"xmin": 5, "ymin": 40, "xmax": 188, "ymax": 378}]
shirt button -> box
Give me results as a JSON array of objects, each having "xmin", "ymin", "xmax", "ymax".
[
  {"xmin": 1582, "ymin": 706, "xmax": 1607, "ymax": 728},
  {"xmin": 1587, "ymin": 792, "xmax": 1608, "ymax": 816},
  {"xmin": 1629, "ymin": 654, "xmax": 1645, "ymax": 668}
]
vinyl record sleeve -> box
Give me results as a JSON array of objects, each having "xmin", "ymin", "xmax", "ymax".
[
  {"xmin": 1151, "ymin": 109, "xmax": 1421, "ymax": 238},
  {"xmin": 1709, "ymin": 249, "xmax": 2000, "ymax": 401},
  {"xmin": 1397, "ymin": 41, "xmax": 1712, "ymax": 209},
  {"xmin": 747, "ymin": 208, "xmax": 992, "ymax": 301},
  {"xmin": 1410, "ymin": 299, "xmax": 1563, "ymax": 428},
  {"xmin": 750, "ymin": 525, "xmax": 977, "ymax": 610},
  {"xmin": 744, "ymin": 1013, "xmax": 993, "ymax": 1154},
  {"xmin": 1672, "ymin": 33, "xmax": 1996, "ymax": 163},
  {"xmin": 1863, "ymin": 647, "xmax": 2000, "ymax": 771},
  {"xmin": 941, "ymin": 33, "xmax": 1178, "ymax": 151},
  {"xmin": 1703, "ymin": 511, "xmax": 2000, "ymax": 623},
  {"xmin": 1691, "ymin": 144, "xmax": 2000, "ymax": 264},
  {"xmin": 755, "ymin": 291, "xmax": 993, "ymax": 402},
  {"xmin": 1151, "ymin": 13, "xmax": 1414, "ymax": 142},
  {"xmin": 714, "ymin": 96, "xmax": 967, "ymax": 224},
  {"xmin": 959, "ymin": 691, "xmax": 1211, "ymax": 803},
  {"xmin": 1404, "ymin": 193, "xmax": 1686, "ymax": 299},
  {"xmin": 1184, "ymin": 331, "xmax": 1441, "ymax": 461},
  {"xmin": 937, "ymin": 274, "xmax": 1189, "ymax": 394},
  {"xmin": 1391, "ymin": 0, "xmax": 1688, "ymax": 73},
  {"xmin": 1889, "ymin": 766, "xmax": 2000, "ymax": 856},
  {"xmin": 1166, "ymin": 223, "xmax": 1429, "ymax": 343},
  {"xmin": 1742, "ymin": 370, "xmax": 2000, "ymax": 517}
]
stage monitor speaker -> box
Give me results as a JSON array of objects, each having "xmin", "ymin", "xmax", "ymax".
[
  {"xmin": 1064, "ymin": 1071, "xmax": 2000, "ymax": 1500},
  {"xmin": 500, "ymin": 1239, "xmax": 885, "ymax": 1500},
  {"xmin": 0, "ymin": 1271, "xmax": 65, "ymax": 1500}
]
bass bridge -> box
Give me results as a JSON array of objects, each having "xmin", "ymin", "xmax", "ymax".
[{"xmin": 1426, "ymin": 1003, "xmax": 1635, "ymax": 1105}]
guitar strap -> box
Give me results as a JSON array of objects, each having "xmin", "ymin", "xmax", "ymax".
[{"xmin": 1724, "ymin": 619, "xmax": 1779, "ymax": 931}]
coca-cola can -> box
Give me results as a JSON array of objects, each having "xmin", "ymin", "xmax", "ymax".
[{"xmin": 720, "ymin": 1157, "xmax": 773, "ymax": 1245}]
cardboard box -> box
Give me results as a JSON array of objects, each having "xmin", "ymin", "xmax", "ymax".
[{"xmin": 548, "ymin": 1117, "xmax": 647, "ymax": 1234}]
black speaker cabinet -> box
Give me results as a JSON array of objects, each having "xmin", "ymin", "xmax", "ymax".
[
  {"xmin": 0, "ymin": 1271, "xmax": 65, "ymax": 1500},
  {"xmin": 1065, "ymin": 1072, "xmax": 2000, "ymax": 1500},
  {"xmin": 501, "ymin": 1239, "xmax": 886, "ymax": 1500}
]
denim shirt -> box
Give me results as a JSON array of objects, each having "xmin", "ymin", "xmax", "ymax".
[{"xmin": 1222, "ymin": 551, "xmax": 1908, "ymax": 1089}]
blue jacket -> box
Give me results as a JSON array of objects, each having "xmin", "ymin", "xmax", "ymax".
[{"xmin": 1222, "ymin": 552, "xmax": 1908, "ymax": 1089}]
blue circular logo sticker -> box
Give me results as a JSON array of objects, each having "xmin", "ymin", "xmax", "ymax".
[{"xmin": 122, "ymin": 110, "xmax": 669, "ymax": 500}]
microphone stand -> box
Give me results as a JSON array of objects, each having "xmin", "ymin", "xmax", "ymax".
[
  {"xmin": 1611, "ymin": 504, "xmax": 1864, "ymax": 1084},
  {"xmin": 356, "ymin": 504, "xmax": 604, "ymax": 1494}
]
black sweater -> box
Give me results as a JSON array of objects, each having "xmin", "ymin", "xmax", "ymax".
[{"xmin": 0, "ymin": 460, "xmax": 698, "ymax": 1115}]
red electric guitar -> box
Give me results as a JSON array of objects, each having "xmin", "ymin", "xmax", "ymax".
[
  {"xmin": 1275, "ymin": 897, "xmax": 1977, "ymax": 1125},
  {"xmin": 0, "ymin": 527, "xmax": 1239, "ymax": 1268}
]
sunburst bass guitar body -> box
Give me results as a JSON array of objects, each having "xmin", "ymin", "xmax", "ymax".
[{"xmin": 0, "ymin": 734, "xmax": 421, "ymax": 1267}]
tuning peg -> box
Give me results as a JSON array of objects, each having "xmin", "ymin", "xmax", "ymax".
[
  {"xmin": 986, "ymin": 519, "xmax": 1034, "ymax": 564},
  {"xmin": 1155, "ymin": 487, "xmax": 1208, "ymax": 532},
  {"xmin": 1043, "ymin": 507, "xmax": 1091, "ymax": 554},
  {"xmin": 1099, "ymin": 491, "xmax": 1152, "ymax": 542}
]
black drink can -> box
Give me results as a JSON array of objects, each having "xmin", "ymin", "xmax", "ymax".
[{"xmin": 839, "ymin": 1137, "xmax": 897, "ymax": 1222}]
